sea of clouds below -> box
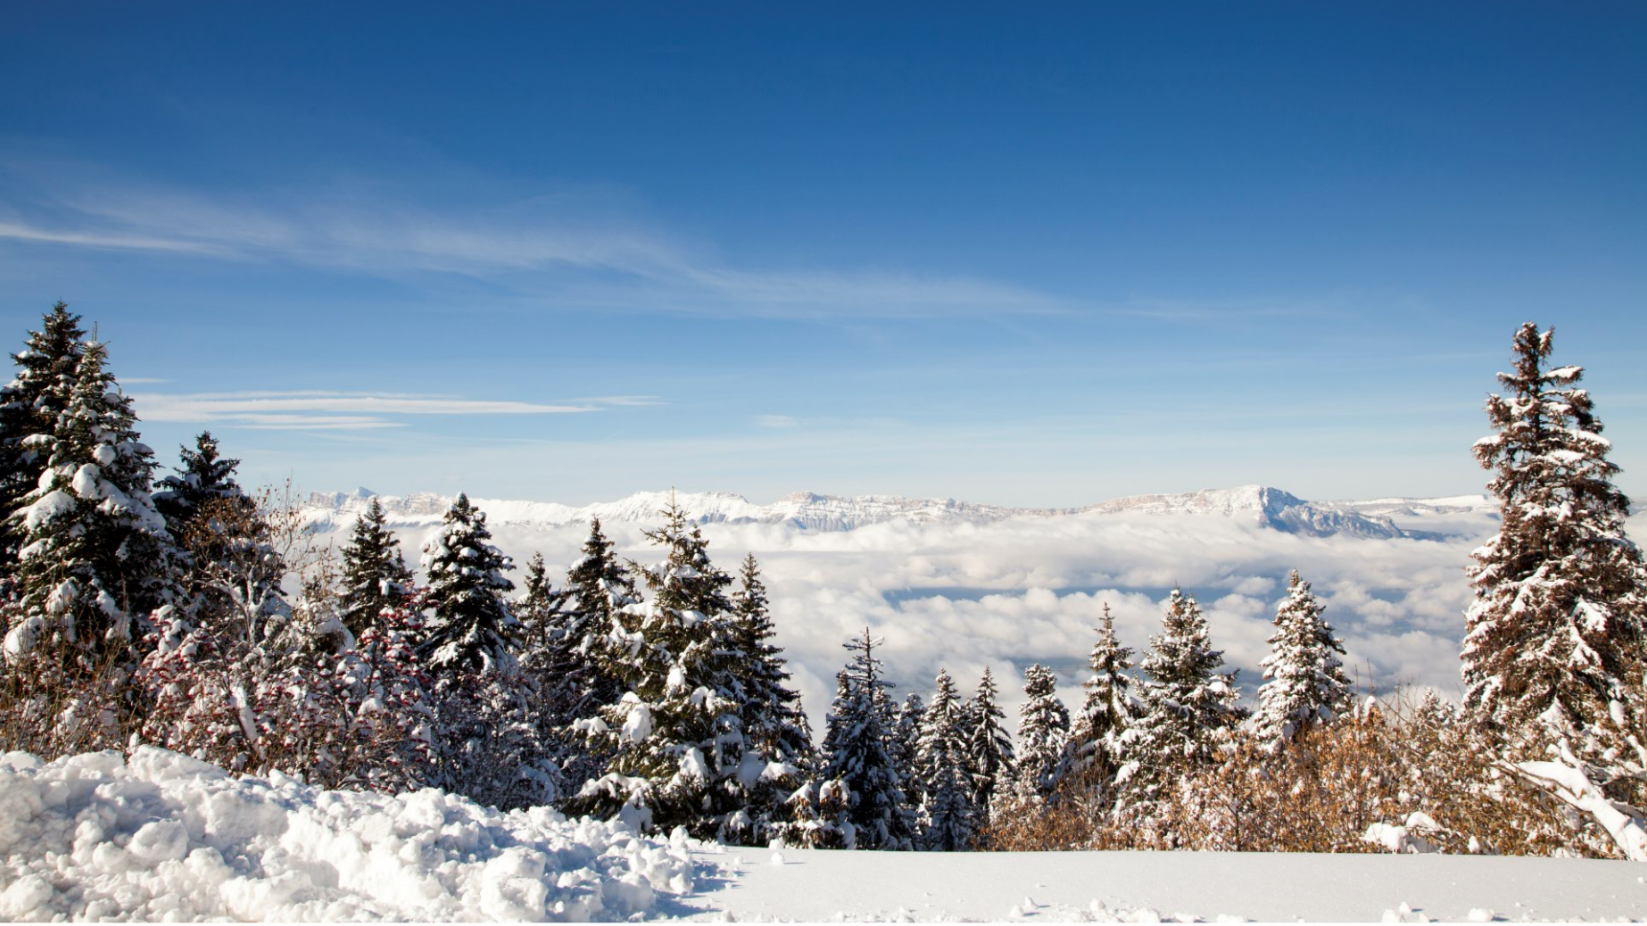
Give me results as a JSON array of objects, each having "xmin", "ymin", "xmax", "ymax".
[{"xmin": 303, "ymin": 507, "xmax": 1647, "ymax": 735}]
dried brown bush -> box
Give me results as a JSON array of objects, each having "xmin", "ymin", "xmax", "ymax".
[{"xmin": 983, "ymin": 695, "xmax": 1624, "ymax": 858}]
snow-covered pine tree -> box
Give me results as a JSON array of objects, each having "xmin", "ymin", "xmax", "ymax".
[
  {"xmin": 515, "ymin": 551, "xmax": 561, "ymax": 672},
  {"xmin": 963, "ymin": 666, "xmax": 1014, "ymax": 830},
  {"xmin": 815, "ymin": 627, "xmax": 915, "ymax": 850},
  {"xmin": 1122, "ymin": 589, "xmax": 1245, "ymax": 808},
  {"xmin": 558, "ymin": 517, "xmax": 636, "ymax": 717},
  {"xmin": 5, "ymin": 339, "xmax": 175, "ymax": 666},
  {"xmin": 1251, "ymin": 570, "xmax": 1353, "ymax": 743},
  {"xmin": 0, "ymin": 303, "xmax": 86, "ymax": 577},
  {"xmin": 336, "ymin": 497, "xmax": 413, "ymax": 638},
  {"xmin": 1013, "ymin": 663, "xmax": 1072, "ymax": 805},
  {"xmin": 565, "ymin": 499, "xmax": 748, "ymax": 838},
  {"xmin": 152, "ymin": 433, "xmax": 289, "ymax": 638},
  {"xmin": 153, "ymin": 432, "xmax": 253, "ymax": 546},
  {"xmin": 722, "ymin": 553, "xmax": 813, "ymax": 846},
  {"xmin": 891, "ymin": 691, "xmax": 926, "ymax": 818},
  {"xmin": 418, "ymin": 493, "xmax": 519, "ymax": 673},
  {"xmin": 417, "ymin": 495, "xmax": 557, "ymax": 809},
  {"xmin": 916, "ymin": 668, "xmax": 977, "ymax": 851},
  {"xmin": 1072, "ymin": 603, "xmax": 1135, "ymax": 780},
  {"xmin": 1463, "ymin": 323, "xmax": 1647, "ymax": 752}
]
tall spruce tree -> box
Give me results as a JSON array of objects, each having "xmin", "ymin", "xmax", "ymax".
[
  {"xmin": 818, "ymin": 628, "xmax": 915, "ymax": 850},
  {"xmin": 891, "ymin": 691, "xmax": 926, "ymax": 818},
  {"xmin": 418, "ymin": 493, "xmax": 519, "ymax": 673},
  {"xmin": 1073, "ymin": 603, "xmax": 1135, "ymax": 779},
  {"xmin": 336, "ymin": 497, "xmax": 413, "ymax": 638},
  {"xmin": 153, "ymin": 432, "xmax": 253, "ymax": 545},
  {"xmin": 1252, "ymin": 570, "xmax": 1353, "ymax": 743},
  {"xmin": 1463, "ymin": 323, "xmax": 1647, "ymax": 751},
  {"xmin": 558, "ymin": 517, "xmax": 636, "ymax": 716},
  {"xmin": 963, "ymin": 667, "xmax": 1014, "ymax": 829},
  {"xmin": 1123, "ymin": 589, "xmax": 1245, "ymax": 807},
  {"xmin": 6, "ymin": 340, "xmax": 174, "ymax": 664},
  {"xmin": 0, "ymin": 303, "xmax": 87, "ymax": 578},
  {"xmin": 1013, "ymin": 663, "xmax": 1072, "ymax": 805},
  {"xmin": 515, "ymin": 551, "xmax": 561, "ymax": 672},
  {"xmin": 729, "ymin": 555, "xmax": 812, "ymax": 759},
  {"xmin": 416, "ymin": 495, "xmax": 558, "ymax": 809},
  {"xmin": 565, "ymin": 500, "xmax": 749, "ymax": 838},
  {"xmin": 916, "ymin": 668, "xmax": 977, "ymax": 850},
  {"xmin": 724, "ymin": 553, "xmax": 814, "ymax": 843},
  {"xmin": 153, "ymin": 432, "xmax": 286, "ymax": 635}
]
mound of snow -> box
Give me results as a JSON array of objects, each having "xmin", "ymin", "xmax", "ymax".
[{"xmin": 0, "ymin": 748, "xmax": 693, "ymax": 922}]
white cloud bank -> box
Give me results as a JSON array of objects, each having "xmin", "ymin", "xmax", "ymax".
[{"xmin": 306, "ymin": 506, "xmax": 1514, "ymax": 733}]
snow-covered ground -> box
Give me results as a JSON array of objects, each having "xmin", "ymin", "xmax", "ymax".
[
  {"xmin": 683, "ymin": 844, "xmax": 1647, "ymax": 922},
  {"xmin": 7, "ymin": 748, "xmax": 1647, "ymax": 923},
  {"xmin": 0, "ymin": 748, "xmax": 692, "ymax": 922}
]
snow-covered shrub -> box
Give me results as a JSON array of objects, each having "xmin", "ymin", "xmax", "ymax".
[
  {"xmin": 135, "ymin": 594, "xmax": 437, "ymax": 793},
  {"xmin": 0, "ymin": 605, "xmax": 130, "ymax": 758}
]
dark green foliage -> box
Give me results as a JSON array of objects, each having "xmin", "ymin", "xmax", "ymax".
[
  {"xmin": 154, "ymin": 432, "xmax": 253, "ymax": 546},
  {"xmin": 1013, "ymin": 663, "xmax": 1071, "ymax": 805},
  {"xmin": 1463, "ymin": 323, "xmax": 1647, "ymax": 752},
  {"xmin": 0, "ymin": 303, "xmax": 87, "ymax": 578},
  {"xmin": 337, "ymin": 497, "xmax": 413, "ymax": 638},
  {"xmin": 1123, "ymin": 589, "xmax": 1245, "ymax": 812},
  {"xmin": 565, "ymin": 499, "xmax": 748, "ymax": 838},
  {"xmin": 9, "ymin": 340, "xmax": 175, "ymax": 663},
  {"xmin": 963, "ymin": 667, "xmax": 1014, "ymax": 827},
  {"xmin": 1252, "ymin": 570, "xmax": 1353, "ymax": 743},
  {"xmin": 558, "ymin": 517, "xmax": 635, "ymax": 715},
  {"xmin": 1073, "ymin": 602, "xmax": 1134, "ymax": 782},
  {"xmin": 417, "ymin": 493, "xmax": 519, "ymax": 674},
  {"xmin": 916, "ymin": 668, "xmax": 976, "ymax": 850},
  {"xmin": 818, "ymin": 628, "xmax": 915, "ymax": 850}
]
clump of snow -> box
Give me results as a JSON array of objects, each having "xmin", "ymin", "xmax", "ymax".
[
  {"xmin": 0, "ymin": 747, "xmax": 693, "ymax": 921},
  {"xmin": 1363, "ymin": 812, "xmax": 1443, "ymax": 854}
]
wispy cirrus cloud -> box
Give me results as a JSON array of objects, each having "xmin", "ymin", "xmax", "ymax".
[
  {"xmin": 131, "ymin": 389, "xmax": 596, "ymax": 431},
  {"xmin": 0, "ymin": 167, "xmax": 1068, "ymax": 320}
]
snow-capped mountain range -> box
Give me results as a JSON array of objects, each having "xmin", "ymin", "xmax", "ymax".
[{"xmin": 302, "ymin": 485, "xmax": 1496, "ymax": 540}]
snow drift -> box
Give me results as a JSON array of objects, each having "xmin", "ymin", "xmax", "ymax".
[{"xmin": 0, "ymin": 748, "xmax": 693, "ymax": 921}]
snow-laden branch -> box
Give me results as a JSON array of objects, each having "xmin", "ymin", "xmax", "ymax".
[{"xmin": 1506, "ymin": 741, "xmax": 1647, "ymax": 861}]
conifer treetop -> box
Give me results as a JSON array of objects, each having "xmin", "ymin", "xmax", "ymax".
[
  {"xmin": 1251, "ymin": 570, "xmax": 1352, "ymax": 743},
  {"xmin": 1463, "ymin": 322, "xmax": 1646, "ymax": 746},
  {"xmin": 418, "ymin": 493, "xmax": 518, "ymax": 674}
]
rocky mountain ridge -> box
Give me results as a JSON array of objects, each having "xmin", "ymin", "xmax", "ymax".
[{"xmin": 304, "ymin": 485, "xmax": 1494, "ymax": 539}]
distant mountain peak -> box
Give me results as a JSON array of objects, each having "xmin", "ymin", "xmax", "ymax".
[
  {"xmin": 1081, "ymin": 485, "xmax": 1409, "ymax": 539},
  {"xmin": 300, "ymin": 484, "xmax": 1477, "ymax": 539}
]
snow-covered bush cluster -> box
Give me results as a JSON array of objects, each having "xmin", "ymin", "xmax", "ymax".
[
  {"xmin": 0, "ymin": 747, "xmax": 691, "ymax": 921},
  {"xmin": 3, "ymin": 305, "xmax": 1645, "ymax": 864}
]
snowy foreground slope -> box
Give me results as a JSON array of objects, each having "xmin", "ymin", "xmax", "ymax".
[
  {"xmin": 0, "ymin": 749, "xmax": 691, "ymax": 921},
  {"xmin": 8, "ymin": 749, "xmax": 1647, "ymax": 923},
  {"xmin": 687, "ymin": 844, "xmax": 1647, "ymax": 923}
]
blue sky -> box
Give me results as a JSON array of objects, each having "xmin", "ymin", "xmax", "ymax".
[{"xmin": 2, "ymin": 2, "xmax": 1644, "ymax": 506}]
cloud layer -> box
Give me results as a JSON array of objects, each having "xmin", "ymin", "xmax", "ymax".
[{"xmin": 304, "ymin": 506, "xmax": 1528, "ymax": 734}]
